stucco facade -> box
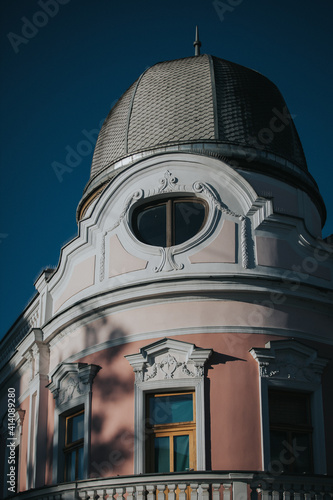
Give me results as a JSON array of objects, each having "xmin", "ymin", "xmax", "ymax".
[{"xmin": 1, "ymin": 53, "xmax": 332, "ymax": 499}]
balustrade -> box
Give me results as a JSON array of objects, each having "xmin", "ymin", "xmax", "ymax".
[{"xmin": 8, "ymin": 472, "xmax": 333, "ymax": 500}]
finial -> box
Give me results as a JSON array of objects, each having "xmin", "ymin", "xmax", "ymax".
[{"xmin": 193, "ymin": 25, "xmax": 201, "ymax": 56}]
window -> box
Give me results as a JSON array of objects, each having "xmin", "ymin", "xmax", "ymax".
[
  {"xmin": 47, "ymin": 362, "xmax": 100, "ymax": 482},
  {"xmin": 269, "ymin": 389, "xmax": 313, "ymax": 473},
  {"xmin": 125, "ymin": 339, "xmax": 212, "ymax": 473},
  {"xmin": 64, "ymin": 410, "xmax": 84, "ymax": 481},
  {"xmin": 146, "ymin": 392, "xmax": 196, "ymax": 473},
  {"xmin": 250, "ymin": 340, "xmax": 328, "ymax": 473},
  {"xmin": 132, "ymin": 197, "xmax": 207, "ymax": 247}
]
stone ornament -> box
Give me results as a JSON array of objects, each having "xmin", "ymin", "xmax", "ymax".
[
  {"xmin": 47, "ymin": 362, "xmax": 101, "ymax": 408},
  {"xmin": 125, "ymin": 338, "xmax": 212, "ymax": 384},
  {"xmin": 99, "ymin": 170, "xmax": 252, "ymax": 280},
  {"xmin": 250, "ymin": 340, "xmax": 328, "ymax": 385}
]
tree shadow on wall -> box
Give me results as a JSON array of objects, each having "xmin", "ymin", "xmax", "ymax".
[
  {"xmin": 75, "ymin": 313, "xmax": 135, "ymax": 479},
  {"xmin": 204, "ymin": 350, "xmax": 246, "ymax": 470}
]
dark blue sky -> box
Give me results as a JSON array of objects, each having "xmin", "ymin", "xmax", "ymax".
[{"xmin": 1, "ymin": 0, "xmax": 332, "ymax": 336}]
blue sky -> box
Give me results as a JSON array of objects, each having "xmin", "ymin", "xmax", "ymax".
[{"xmin": 0, "ymin": 0, "xmax": 332, "ymax": 336}]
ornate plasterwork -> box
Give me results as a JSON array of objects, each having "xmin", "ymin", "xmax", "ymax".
[
  {"xmin": 250, "ymin": 340, "xmax": 328, "ymax": 384},
  {"xmin": 125, "ymin": 338, "xmax": 211, "ymax": 384},
  {"xmin": 126, "ymin": 338, "xmax": 212, "ymax": 473},
  {"xmin": 99, "ymin": 170, "xmax": 252, "ymax": 278},
  {"xmin": 47, "ymin": 363, "xmax": 100, "ymax": 408}
]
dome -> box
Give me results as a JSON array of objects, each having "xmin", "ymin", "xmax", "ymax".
[{"xmin": 78, "ymin": 54, "xmax": 325, "ymax": 221}]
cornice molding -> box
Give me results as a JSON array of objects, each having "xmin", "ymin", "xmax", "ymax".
[
  {"xmin": 47, "ymin": 362, "xmax": 101, "ymax": 408},
  {"xmin": 250, "ymin": 340, "xmax": 329, "ymax": 384},
  {"xmin": 126, "ymin": 338, "xmax": 212, "ymax": 384}
]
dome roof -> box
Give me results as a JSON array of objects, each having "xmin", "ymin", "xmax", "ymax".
[
  {"xmin": 91, "ymin": 54, "xmax": 306, "ymax": 177},
  {"xmin": 78, "ymin": 54, "xmax": 325, "ymax": 221}
]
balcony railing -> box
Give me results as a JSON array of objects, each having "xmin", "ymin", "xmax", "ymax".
[{"xmin": 8, "ymin": 472, "xmax": 333, "ymax": 500}]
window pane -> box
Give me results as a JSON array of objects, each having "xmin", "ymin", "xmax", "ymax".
[
  {"xmin": 77, "ymin": 446, "xmax": 84, "ymax": 480},
  {"xmin": 174, "ymin": 434, "xmax": 189, "ymax": 471},
  {"xmin": 269, "ymin": 391, "xmax": 311, "ymax": 426},
  {"xmin": 155, "ymin": 436, "xmax": 170, "ymax": 472},
  {"xmin": 65, "ymin": 450, "xmax": 76, "ymax": 481},
  {"xmin": 135, "ymin": 205, "xmax": 166, "ymax": 247},
  {"xmin": 270, "ymin": 430, "xmax": 312, "ymax": 473},
  {"xmin": 149, "ymin": 394, "xmax": 193, "ymax": 425},
  {"xmin": 174, "ymin": 202, "xmax": 205, "ymax": 245},
  {"xmin": 68, "ymin": 412, "xmax": 84, "ymax": 443},
  {"xmin": 270, "ymin": 430, "xmax": 289, "ymax": 468},
  {"xmin": 292, "ymin": 433, "xmax": 312, "ymax": 473}
]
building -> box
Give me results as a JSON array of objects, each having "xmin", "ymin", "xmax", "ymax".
[{"xmin": 1, "ymin": 41, "xmax": 333, "ymax": 499}]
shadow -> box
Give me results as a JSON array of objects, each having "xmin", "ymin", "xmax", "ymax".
[
  {"xmin": 0, "ymin": 313, "xmax": 33, "ymax": 497},
  {"xmin": 204, "ymin": 350, "xmax": 247, "ymax": 470},
  {"xmin": 244, "ymin": 216, "xmax": 256, "ymax": 269},
  {"xmin": 204, "ymin": 374, "xmax": 212, "ymax": 470},
  {"xmin": 89, "ymin": 428, "xmax": 135, "ymax": 479},
  {"xmin": 207, "ymin": 351, "xmax": 247, "ymax": 369},
  {"xmin": 67, "ymin": 311, "xmax": 135, "ymax": 478}
]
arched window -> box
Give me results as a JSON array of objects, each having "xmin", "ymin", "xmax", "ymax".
[{"xmin": 132, "ymin": 197, "xmax": 207, "ymax": 247}]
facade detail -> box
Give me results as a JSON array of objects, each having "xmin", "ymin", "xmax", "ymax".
[
  {"xmin": 126, "ymin": 339, "xmax": 211, "ymax": 473},
  {"xmin": 1, "ymin": 50, "xmax": 332, "ymax": 499},
  {"xmin": 47, "ymin": 363, "xmax": 100, "ymax": 483},
  {"xmin": 250, "ymin": 340, "xmax": 328, "ymax": 383},
  {"xmin": 251, "ymin": 340, "xmax": 328, "ymax": 474}
]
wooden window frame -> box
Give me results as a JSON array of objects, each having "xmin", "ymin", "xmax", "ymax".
[
  {"xmin": 63, "ymin": 409, "xmax": 84, "ymax": 482},
  {"xmin": 132, "ymin": 197, "xmax": 208, "ymax": 247},
  {"xmin": 146, "ymin": 391, "xmax": 196, "ymax": 473}
]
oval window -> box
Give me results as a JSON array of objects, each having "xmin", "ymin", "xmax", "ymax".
[{"xmin": 132, "ymin": 198, "xmax": 207, "ymax": 247}]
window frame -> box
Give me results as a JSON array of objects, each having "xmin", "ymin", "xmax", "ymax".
[
  {"xmin": 268, "ymin": 388, "xmax": 314, "ymax": 474},
  {"xmin": 125, "ymin": 338, "xmax": 212, "ymax": 474},
  {"xmin": 47, "ymin": 362, "xmax": 100, "ymax": 483},
  {"xmin": 146, "ymin": 390, "xmax": 196, "ymax": 473},
  {"xmin": 250, "ymin": 340, "xmax": 328, "ymax": 474},
  {"xmin": 132, "ymin": 196, "xmax": 208, "ymax": 248},
  {"xmin": 63, "ymin": 409, "xmax": 85, "ymax": 482}
]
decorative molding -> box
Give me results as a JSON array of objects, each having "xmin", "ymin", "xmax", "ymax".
[
  {"xmin": 145, "ymin": 353, "xmax": 198, "ymax": 381},
  {"xmin": 110, "ymin": 189, "xmax": 144, "ymax": 232},
  {"xmin": 107, "ymin": 170, "xmax": 253, "ymax": 271},
  {"xmin": 47, "ymin": 363, "xmax": 101, "ymax": 408},
  {"xmin": 15, "ymin": 409, "xmax": 26, "ymax": 442},
  {"xmin": 154, "ymin": 247, "xmax": 184, "ymax": 273},
  {"xmin": 158, "ymin": 170, "xmax": 179, "ymax": 192},
  {"xmin": 251, "ymin": 339, "xmax": 329, "ymax": 474},
  {"xmin": 126, "ymin": 338, "xmax": 212, "ymax": 384},
  {"xmin": 16, "ymin": 409, "xmax": 25, "ymax": 429},
  {"xmin": 146, "ymin": 170, "xmax": 187, "ymax": 196},
  {"xmin": 49, "ymin": 363, "xmax": 100, "ymax": 483},
  {"xmin": 192, "ymin": 181, "xmax": 238, "ymax": 218},
  {"xmin": 193, "ymin": 181, "xmax": 250, "ymax": 269},
  {"xmin": 250, "ymin": 340, "xmax": 328, "ymax": 385},
  {"xmin": 0, "ymin": 304, "xmax": 40, "ymax": 372},
  {"xmin": 99, "ymin": 231, "xmax": 107, "ymax": 282},
  {"xmin": 125, "ymin": 338, "xmax": 212, "ymax": 473}
]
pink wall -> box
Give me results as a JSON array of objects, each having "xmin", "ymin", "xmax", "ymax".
[
  {"xmin": 78, "ymin": 333, "xmax": 281, "ymax": 475},
  {"xmin": 81, "ymin": 345, "xmax": 136, "ymax": 478}
]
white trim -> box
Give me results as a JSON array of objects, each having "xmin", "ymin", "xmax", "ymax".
[
  {"xmin": 60, "ymin": 325, "xmax": 333, "ymax": 367},
  {"xmin": 125, "ymin": 338, "xmax": 211, "ymax": 473},
  {"xmin": 41, "ymin": 276, "xmax": 333, "ymax": 347},
  {"xmin": 47, "ymin": 363, "xmax": 100, "ymax": 483},
  {"xmin": 26, "ymin": 389, "xmax": 37, "ymax": 489}
]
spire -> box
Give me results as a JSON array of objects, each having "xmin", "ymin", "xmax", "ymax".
[{"xmin": 193, "ymin": 25, "xmax": 201, "ymax": 56}]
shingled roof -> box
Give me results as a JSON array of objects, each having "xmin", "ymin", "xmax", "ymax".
[{"xmin": 90, "ymin": 54, "xmax": 307, "ymax": 179}]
